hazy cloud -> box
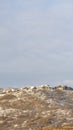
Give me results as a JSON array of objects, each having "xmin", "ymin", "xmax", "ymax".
[{"xmin": 0, "ymin": 0, "xmax": 73, "ymax": 87}]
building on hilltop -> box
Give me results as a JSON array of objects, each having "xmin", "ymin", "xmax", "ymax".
[
  {"xmin": 38, "ymin": 84, "xmax": 51, "ymax": 90},
  {"xmin": 55, "ymin": 85, "xmax": 64, "ymax": 90}
]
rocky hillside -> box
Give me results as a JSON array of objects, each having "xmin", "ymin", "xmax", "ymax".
[{"xmin": 0, "ymin": 85, "xmax": 73, "ymax": 130}]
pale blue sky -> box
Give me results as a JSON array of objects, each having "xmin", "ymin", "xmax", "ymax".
[{"xmin": 0, "ymin": 0, "xmax": 73, "ymax": 87}]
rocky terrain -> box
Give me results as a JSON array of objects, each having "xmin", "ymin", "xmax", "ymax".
[{"xmin": 0, "ymin": 85, "xmax": 73, "ymax": 130}]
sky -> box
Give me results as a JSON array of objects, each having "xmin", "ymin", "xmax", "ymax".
[{"xmin": 0, "ymin": 0, "xmax": 73, "ymax": 87}]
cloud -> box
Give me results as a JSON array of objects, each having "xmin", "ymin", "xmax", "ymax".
[
  {"xmin": 63, "ymin": 80, "xmax": 73, "ymax": 86},
  {"xmin": 0, "ymin": 0, "xmax": 73, "ymax": 86},
  {"xmin": 53, "ymin": 80, "xmax": 73, "ymax": 87}
]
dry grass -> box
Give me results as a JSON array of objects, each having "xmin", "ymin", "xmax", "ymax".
[
  {"xmin": 0, "ymin": 88, "xmax": 73, "ymax": 130},
  {"xmin": 37, "ymin": 126, "xmax": 73, "ymax": 130}
]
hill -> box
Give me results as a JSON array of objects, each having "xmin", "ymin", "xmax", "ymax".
[{"xmin": 0, "ymin": 86, "xmax": 73, "ymax": 130}]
